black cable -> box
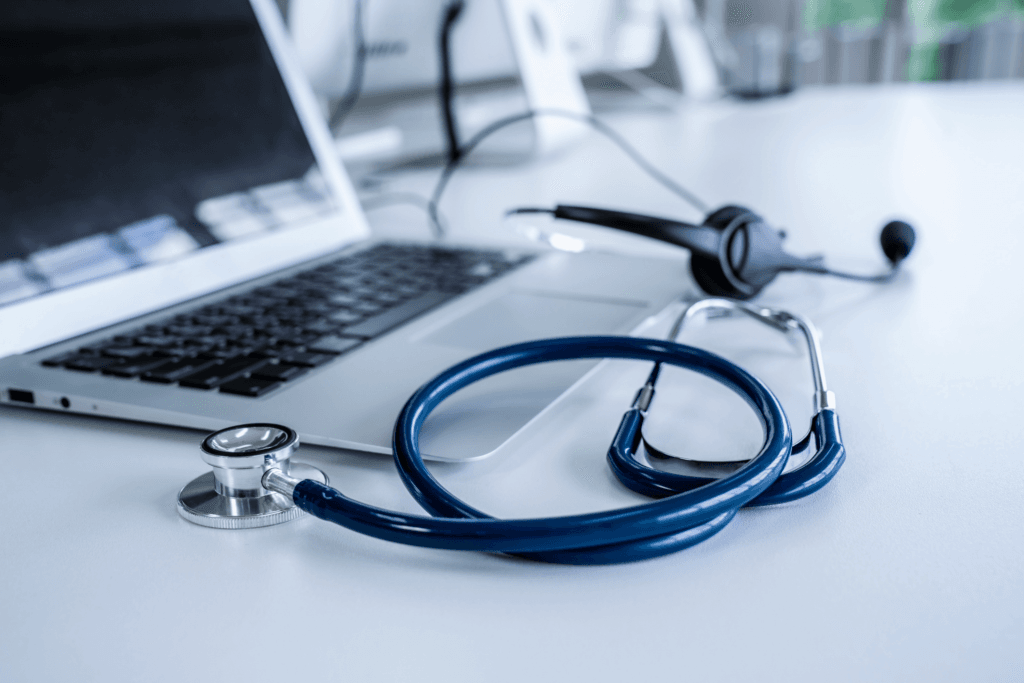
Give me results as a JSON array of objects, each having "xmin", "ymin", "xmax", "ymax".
[
  {"xmin": 812, "ymin": 267, "xmax": 899, "ymax": 283},
  {"xmin": 438, "ymin": 1, "xmax": 466, "ymax": 163},
  {"xmin": 426, "ymin": 108, "xmax": 711, "ymax": 239},
  {"xmin": 327, "ymin": 0, "xmax": 367, "ymax": 132},
  {"xmin": 506, "ymin": 207, "xmax": 555, "ymax": 216}
]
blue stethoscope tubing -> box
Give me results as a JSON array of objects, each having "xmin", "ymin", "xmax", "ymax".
[
  {"xmin": 290, "ymin": 335, "xmax": 845, "ymax": 565},
  {"xmin": 610, "ymin": 405, "xmax": 844, "ymax": 506}
]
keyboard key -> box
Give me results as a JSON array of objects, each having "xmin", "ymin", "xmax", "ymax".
[
  {"xmin": 303, "ymin": 319, "xmax": 337, "ymax": 335},
  {"xmin": 250, "ymin": 346, "xmax": 290, "ymax": 359},
  {"xmin": 64, "ymin": 355, "xmax": 122, "ymax": 372},
  {"xmin": 134, "ymin": 335, "xmax": 185, "ymax": 349},
  {"xmin": 215, "ymin": 303, "xmax": 244, "ymax": 315},
  {"xmin": 179, "ymin": 356, "xmax": 268, "ymax": 389},
  {"xmin": 219, "ymin": 376, "xmax": 281, "ymax": 397},
  {"xmin": 342, "ymin": 291, "xmax": 455, "ymax": 339},
  {"xmin": 265, "ymin": 329, "xmax": 308, "ymax": 345},
  {"xmin": 328, "ymin": 310, "xmax": 363, "ymax": 324},
  {"xmin": 190, "ymin": 314, "xmax": 239, "ymax": 327},
  {"xmin": 217, "ymin": 324, "xmax": 258, "ymax": 338},
  {"xmin": 251, "ymin": 362, "xmax": 308, "ymax": 382},
  {"xmin": 141, "ymin": 358, "xmax": 217, "ymax": 384},
  {"xmin": 41, "ymin": 351, "xmax": 80, "ymax": 367},
  {"xmin": 165, "ymin": 325, "xmax": 214, "ymax": 337},
  {"xmin": 102, "ymin": 346, "xmax": 161, "ymax": 359},
  {"xmin": 352, "ymin": 301, "xmax": 386, "ymax": 314},
  {"xmin": 199, "ymin": 347, "xmax": 249, "ymax": 360},
  {"xmin": 372, "ymin": 291, "xmax": 406, "ymax": 304},
  {"xmin": 328, "ymin": 293, "xmax": 358, "ymax": 306},
  {"xmin": 102, "ymin": 356, "xmax": 170, "ymax": 378},
  {"xmin": 306, "ymin": 335, "xmax": 361, "ymax": 355},
  {"xmin": 278, "ymin": 352, "xmax": 334, "ymax": 367},
  {"xmin": 301, "ymin": 302, "xmax": 334, "ymax": 315}
]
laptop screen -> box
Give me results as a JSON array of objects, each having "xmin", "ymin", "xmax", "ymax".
[{"xmin": 0, "ymin": 0, "xmax": 334, "ymax": 308}]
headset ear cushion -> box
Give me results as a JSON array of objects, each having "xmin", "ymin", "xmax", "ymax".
[
  {"xmin": 689, "ymin": 206, "xmax": 757, "ymax": 299},
  {"xmin": 703, "ymin": 205, "xmax": 753, "ymax": 229}
]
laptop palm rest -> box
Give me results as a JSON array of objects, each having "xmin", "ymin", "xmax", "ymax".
[{"xmin": 414, "ymin": 290, "xmax": 645, "ymax": 460}]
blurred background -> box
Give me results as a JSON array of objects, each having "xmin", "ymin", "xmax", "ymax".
[
  {"xmin": 696, "ymin": 0, "xmax": 1024, "ymax": 96},
  {"xmin": 282, "ymin": 0, "xmax": 1024, "ymax": 167}
]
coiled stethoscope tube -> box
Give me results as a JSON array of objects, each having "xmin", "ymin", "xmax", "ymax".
[
  {"xmin": 284, "ymin": 336, "xmax": 791, "ymax": 564},
  {"xmin": 181, "ymin": 301, "xmax": 845, "ymax": 565}
]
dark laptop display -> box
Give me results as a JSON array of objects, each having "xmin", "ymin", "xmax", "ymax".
[
  {"xmin": 0, "ymin": 0, "xmax": 540, "ymax": 403},
  {"xmin": 0, "ymin": 0, "xmax": 332, "ymax": 306}
]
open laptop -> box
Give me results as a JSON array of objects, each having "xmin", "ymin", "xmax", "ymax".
[{"xmin": 0, "ymin": 0, "xmax": 687, "ymax": 461}]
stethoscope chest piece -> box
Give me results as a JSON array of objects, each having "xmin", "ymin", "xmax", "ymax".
[{"xmin": 177, "ymin": 423, "xmax": 327, "ymax": 529}]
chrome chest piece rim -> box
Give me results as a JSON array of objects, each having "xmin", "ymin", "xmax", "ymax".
[{"xmin": 177, "ymin": 423, "xmax": 327, "ymax": 529}]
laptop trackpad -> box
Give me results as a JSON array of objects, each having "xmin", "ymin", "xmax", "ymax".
[
  {"xmin": 421, "ymin": 290, "xmax": 645, "ymax": 349},
  {"xmin": 416, "ymin": 290, "xmax": 646, "ymax": 460}
]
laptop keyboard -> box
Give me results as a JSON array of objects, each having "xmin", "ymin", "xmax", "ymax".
[{"xmin": 41, "ymin": 243, "xmax": 533, "ymax": 397}]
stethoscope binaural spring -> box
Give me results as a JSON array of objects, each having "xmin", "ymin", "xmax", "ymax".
[{"xmin": 177, "ymin": 300, "xmax": 845, "ymax": 565}]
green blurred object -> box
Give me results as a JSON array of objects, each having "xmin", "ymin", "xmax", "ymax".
[
  {"xmin": 917, "ymin": 0, "xmax": 1007, "ymax": 26},
  {"xmin": 907, "ymin": 0, "xmax": 1024, "ymax": 80},
  {"xmin": 734, "ymin": 0, "xmax": 1021, "ymax": 88},
  {"xmin": 803, "ymin": 0, "xmax": 887, "ymax": 30}
]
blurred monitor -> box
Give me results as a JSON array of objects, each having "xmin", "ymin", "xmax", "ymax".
[
  {"xmin": 551, "ymin": 0, "xmax": 662, "ymax": 74},
  {"xmin": 289, "ymin": 0, "xmax": 593, "ymax": 162},
  {"xmin": 292, "ymin": 0, "xmax": 515, "ymax": 97},
  {"xmin": 290, "ymin": 0, "xmax": 663, "ymax": 99}
]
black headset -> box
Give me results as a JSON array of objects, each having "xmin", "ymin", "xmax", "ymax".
[{"xmin": 509, "ymin": 204, "xmax": 916, "ymax": 300}]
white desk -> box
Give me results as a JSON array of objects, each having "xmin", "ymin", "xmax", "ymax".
[{"xmin": 3, "ymin": 83, "xmax": 1023, "ymax": 682}]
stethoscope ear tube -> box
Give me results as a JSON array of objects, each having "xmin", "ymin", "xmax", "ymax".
[
  {"xmin": 753, "ymin": 409, "xmax": 844, "ymax": 506},
  {"xmin": 291, "ymin": 336, "xmax": 796, "ymax": 565},
  {"xmin": 607, "ymin": 408, "xmax": 713, "ymax": 498},
  {"xmin": 609, "ymin": 408, "xmax": 845, "ymax": 507}
]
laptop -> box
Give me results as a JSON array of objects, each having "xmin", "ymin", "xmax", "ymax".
[{"xmin": 0, "ymin": 0, "xmax": 687, "ymax": 461}]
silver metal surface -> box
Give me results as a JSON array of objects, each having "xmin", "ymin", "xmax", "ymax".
[
  {"xmin": 199, "ymin": 423, "xmax": 300, "ymax": 498},
  {"xmin": 178, "ymin": 424, "xmax": 327, "ymax": 529},
  {"xmin": 263, "ymin": 468, "xmax": 304, "ymax": 498},
  {"xmin": 666, "ymin": 298, "xmax": 831, "ymax": 410},
  {"xmin": 815, "ymin": 389, "xmax": 837, "ymax": 412},
  {"xmin": 634, "ymin": 384, "xmax": 656, "ymax": 412},
  {"xmin": 176, "ymin": 464, "xmax": 327, "ymax": 529},
  {"xmin": 207, "ymin": 425, "xmax": 291, "ymax": 454},
  {"xmin": 650, "ymin": 298, "xmax": 834, "ymax": 465}
]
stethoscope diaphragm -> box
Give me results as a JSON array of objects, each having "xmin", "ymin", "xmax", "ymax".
[{"xmin": 177, "ymin": 423, "xmax": 327, "ymax": 529}]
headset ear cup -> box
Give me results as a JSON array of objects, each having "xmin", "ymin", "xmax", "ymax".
[
  {"xmin": 689, "ymin": 206, "xmax": 757, "ymax": 299},
  {"xmin": 704, "ymin": 205, "xmax": 752, "ymax": 227}
]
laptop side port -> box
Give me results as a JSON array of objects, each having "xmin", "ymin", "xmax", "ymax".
[{"xmin": 7, "ymin": 389, "xmax": 35, "ymax": 404}]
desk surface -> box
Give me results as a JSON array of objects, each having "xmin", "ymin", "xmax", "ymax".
[{"xmin": 3, "ymin": 83, "xmax": 1023, "ymax": 682}]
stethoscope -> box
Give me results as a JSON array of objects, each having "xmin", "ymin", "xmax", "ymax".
[{"xmin": 177, "ymin": 298, "xmax": 844, "ymax": 565}]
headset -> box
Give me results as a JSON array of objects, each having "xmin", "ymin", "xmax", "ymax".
[
  {"xmin": 419, "ymin": 107, "xmax": 917, "ymax": 300},
  {"xmin": 509, "ymin": 204, "xmax": 917, "ymax": 300}
]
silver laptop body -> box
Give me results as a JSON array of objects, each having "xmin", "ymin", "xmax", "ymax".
[{"xmin": 0, "ymin": 0, "xmax": 687, "ymax": 461}]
